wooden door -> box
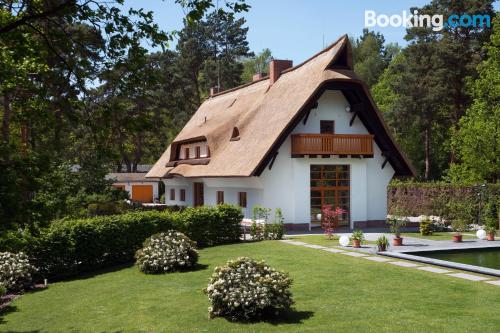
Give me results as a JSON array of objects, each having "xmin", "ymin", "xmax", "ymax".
[
  {"xmin": 131, "ymin": 184, "xmax": 153, "ymax": 203},
  {"xmin": 194, "ymin": 182, "xmax": 204, "ymax": 207}
]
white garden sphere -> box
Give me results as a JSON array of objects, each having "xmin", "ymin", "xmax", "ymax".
[
  {"xmin": 476, "ymin": 229, "xmax": 486, "ymax": 240},
  {"xmin": 316, "ymin": 213, "xmax": 322, "ymax": 221},
  {"xmin": 339, "ymin": 235, "xmax": 350, "ymax": 247}
]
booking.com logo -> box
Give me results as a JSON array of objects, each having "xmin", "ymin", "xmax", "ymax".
[{"xmin": 365, "ymin": 10, "xmax": 491, "ymax": 32}]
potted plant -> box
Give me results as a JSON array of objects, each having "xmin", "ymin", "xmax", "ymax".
[
  {"xmin": 376, "ymin": 235, "xmax": 389, "ymax": 252},
  {"xmin": 387, "ymin": 205, "xmax": 409, "ymax": 246},
  {"xmin": 483, "ymin": 201, "xmax": 498, "ymax": 242},
  {"xmin": 485, "ymin": 225, "xmax": 496, "ymax": 241},
  {"xmin": 419, "ymin": 216, "xmax": 433, "ymax": 236},
  {"xmin": 451, "ymin": 221, "xmax": 466, "ymax": 242},
  {"xmin": 351, "ymin": 229, "xmax": 364, "ymax": 248},
  {"xmin": 444, "ymin": 197, "xmax": 474, "ymax": 243}
]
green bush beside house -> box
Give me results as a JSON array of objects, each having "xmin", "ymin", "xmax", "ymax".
[{"xmin": 2, "ymin": 205, "xmax": 243, "ymax": 279}]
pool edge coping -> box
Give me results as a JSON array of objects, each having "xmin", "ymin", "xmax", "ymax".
[{"xmin": 379, "ymin": 251, "xmax": 500, "ymax": 277}]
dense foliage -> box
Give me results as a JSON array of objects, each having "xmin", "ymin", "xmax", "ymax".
[
  {"xmin": 0, "ymin": 252, "xmax": 36, "ymax": 291},
  {"xmin": 371, "ymin": 1, "xmax": 496, "ymax": 180},
  {"xmin": 0, "ymin": 282, "xmax": 5, "ymax": 297},
  {"xmin": 249, "ymin": 206, "xmax": 285, "ymax": 241},
  {"xmin": 205, "ymin": 257, "xmax": 293, "ymax": 321},
  {"xmin": 388, "ymin": 181, "xmax": 500, "ymax": 228},
  {"xmin": 180, "ymin": 204, "xmax": 244, "ymax": 247},
  {"xmin": 135, "ymin": 231, "xmax": 198, "ymax": 274},
  {"xmin": 448, "ymin": 17, "xmax": 500, "ymax": 183},
  {"xmin": 0, "ymin": 0, "xmax": 250, "ymax": 231},
  {"xmin": 2, "ymin": 205, "xmax": 242, "ymax": 278}
]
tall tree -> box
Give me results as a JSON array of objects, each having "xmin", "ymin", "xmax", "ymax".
[
  {"xmin": 448, "ymin": 18, "xmax": 500, "ymax": 183},
  {"xmin": 241, "ymin": 48, "xmax": 273, "ymax": 83},
  {"xmin": 372, "ymin": 1, "xmax": 495, "ymax": 180},
  {"xmin": 351, "ymin": 29, "xmax": 400, "ymax": 87},
  {"xmin": 176, "ymin": 10, "xmax": 252, "ymax": 106},
  {"xmin": 405, "ymin": 1, "xmax": 495, "ymax": 163},
  {"xmin": 0, "ymin": 0, "xmax": 250, "ymax": 229}
]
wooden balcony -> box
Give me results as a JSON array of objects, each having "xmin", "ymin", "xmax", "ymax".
[{"xmin": 291, "ymin": 134, "xmax": 374, "ymax": 157}]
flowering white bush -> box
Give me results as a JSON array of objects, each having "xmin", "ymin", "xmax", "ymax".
[
  {"xmin": 205, "ymin": 257, "xmax": 293, "ymax": 321},
  {"xmin": 0, "ymin": 252, "xmax": 36, "ymax": 291},
  {"xmin": 135, "ymin": 231, "xmax": 198, "ymax": 274}
]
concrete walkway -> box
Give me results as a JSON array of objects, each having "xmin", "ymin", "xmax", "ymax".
[
  {"xmin": 286, "ymin": 232, "xmax": 500, "ymax": 252},
  {"xmin": 279, "ymin": 238, "xmax": 500, "ymax": 287}
]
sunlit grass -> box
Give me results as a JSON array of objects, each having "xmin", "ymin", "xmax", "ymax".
[{"xmin": 1, "ymin": 241, "xmax": 499, "ymax": 332}]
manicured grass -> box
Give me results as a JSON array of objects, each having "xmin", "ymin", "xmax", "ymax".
[
  {"xmin": 287, "ymin": 234, "xmax": 375, "ymax": 246},
  {"xmin": 400, "ymin": 232, "xmax": 476, "ymax": 241},
  {"xmin": 2, "ymin": 241, "xmax": 499, "ymax": 332}
]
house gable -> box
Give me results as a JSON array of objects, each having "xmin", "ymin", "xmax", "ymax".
[{"xmin": 146, "ymin": 35, "xmax": 415, "ymax": 180}]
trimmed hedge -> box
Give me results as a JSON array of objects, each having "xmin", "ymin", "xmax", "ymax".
[
  {"xmin": 388, "ymin": 181, "xmax": 500, "ymax": 222},
  {"xmin": 180, "ymin": 205, "xmax": 243, "ymax": 247},
  {"xmin": 12, "ymin": 205, "xmax": 242, "ymax": 279}
]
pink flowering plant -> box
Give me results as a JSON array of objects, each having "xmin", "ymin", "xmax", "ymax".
[
  {"xmin": 321, "ymin": 205, "xmax": 347, "ymax": 239},
  {"xmin": 205, "ymin": 257, "xmax": 293, "ymax": 321}
]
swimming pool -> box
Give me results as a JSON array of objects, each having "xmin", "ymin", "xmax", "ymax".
[{"xmin": 412, "ymin": 248, "xmax": 500, "ymax": 270}]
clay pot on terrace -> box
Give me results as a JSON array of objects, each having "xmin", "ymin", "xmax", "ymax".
[
  {"xmin": 352, "ymin": 239, "xmax": 361, "ymax": 248},
  {"xmin": 452, "ymin": 234, "xmax": 463, "ymax": 242},
  {"xmin": 392, "ymin": 237, "xmax": 403, "ymax": 246},
  {"xmin": 487, "ymin": 233, "xmax": 495, "ymax": 241}
]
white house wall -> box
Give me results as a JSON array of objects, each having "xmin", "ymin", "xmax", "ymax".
[
  {"xmin": 163, "ymin": 90, "xmax": 395, "ymax": 228},
  {"xmin": 259, "ymin": 90, "xmax": 395, "ymax": 228},
  {"xmin": 163, "ymin": 177, "xmax": 262, "ymax": 219}
]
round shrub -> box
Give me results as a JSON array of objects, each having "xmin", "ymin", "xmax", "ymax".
[
  {"xmin": 135, "ymin": 231, "xmax": 198, "ymax": 274},
  {"xmin": 205, "ymin": 257, "xmax": 293, "ymax": 321},
  {"xmin": 0, "ymin": 252, "xmax": 37, "ymax": 291}
]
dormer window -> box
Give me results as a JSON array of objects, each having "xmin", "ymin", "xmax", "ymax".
[
  {"xmin": 169, "ymin": 137, "xmax": 210, "ymax": 164},
  {"xmin": 230, "ymin": 127, "xmax": 240, "ymax": 141}
]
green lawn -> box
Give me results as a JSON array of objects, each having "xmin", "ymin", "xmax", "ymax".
[
  {"xmin": 400, "ymin": 232, "xmax": 476, "ymax": 241},
  {"xmin": 286, "ymin": 234, "xmax": 375, "ymax": 246},
  {"xmin": 1, "ymin": 241, "xmax": 499, "ymax": 333}
]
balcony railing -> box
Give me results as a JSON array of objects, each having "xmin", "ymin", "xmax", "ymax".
[{"xmin": 291, "ymin": 134, "xmax": 374, "ymax": 156}]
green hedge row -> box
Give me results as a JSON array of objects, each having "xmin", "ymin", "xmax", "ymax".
[
  {"xmin": 10, "ymin": 205, "xmax": 242, "ymax": 279},
  {"xmin": 388, "ymin": 181, "xmax": 500, "ymax": 219}
]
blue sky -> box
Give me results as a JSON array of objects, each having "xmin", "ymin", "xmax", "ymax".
[{"xmin": 124, "ymin": 0, "xmax": 497, "ymax": 64}]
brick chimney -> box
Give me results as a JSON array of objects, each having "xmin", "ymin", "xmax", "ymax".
[
  {"xmin": 269, "ymin": 59, "xmax": 293, "ymax": 85},
  {"xmin": 252, "ymin": 73, "xmax": 266, "ymax": 81}
]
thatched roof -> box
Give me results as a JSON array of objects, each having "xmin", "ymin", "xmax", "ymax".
[{"xmin": 146, "ymin": 35, "xmax": 415, "ymax": 179}]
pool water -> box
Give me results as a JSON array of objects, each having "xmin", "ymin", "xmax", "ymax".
[{"xmin": 414, "ymin": 248, "xmax": 500, "ymax": 270}]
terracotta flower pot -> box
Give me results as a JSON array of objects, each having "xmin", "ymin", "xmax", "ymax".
[
  {"xmin": 392, "ymin": 237, "xmax": 403, "ymax": 246},
  {"xmin": 487, "ymin": 233, "xmax": 495, "ymax": 241},
  {"xmin": 353, "ymin": 239, "xmax": 361, "ymax": 248},
  {"xmin": 452, "ymin": 234, "xmax": 462, "ymax": 242}
]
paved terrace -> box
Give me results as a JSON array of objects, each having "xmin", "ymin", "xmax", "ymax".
[{"xmin": 284, "ymin": 231, "xmax": 500, "ymax": 277}]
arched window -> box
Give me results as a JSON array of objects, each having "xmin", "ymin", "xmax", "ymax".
[{"xmin": 230, "ymin": 127, "xmax": 240, "ymax": 141}]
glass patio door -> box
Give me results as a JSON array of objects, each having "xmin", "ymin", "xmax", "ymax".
[{"xmin": 310, "ymin": 165, "xmax": 350, "ymax": 227}]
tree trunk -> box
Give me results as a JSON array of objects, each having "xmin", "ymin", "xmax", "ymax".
[{"xmin": 2, "ymin": 93, "xmax": 11, "ymax": 144}]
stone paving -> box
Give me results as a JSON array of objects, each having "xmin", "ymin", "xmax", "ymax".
[{"xmin": 279, "ymin": 238, "xmax": 500, "ymax": 287}]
